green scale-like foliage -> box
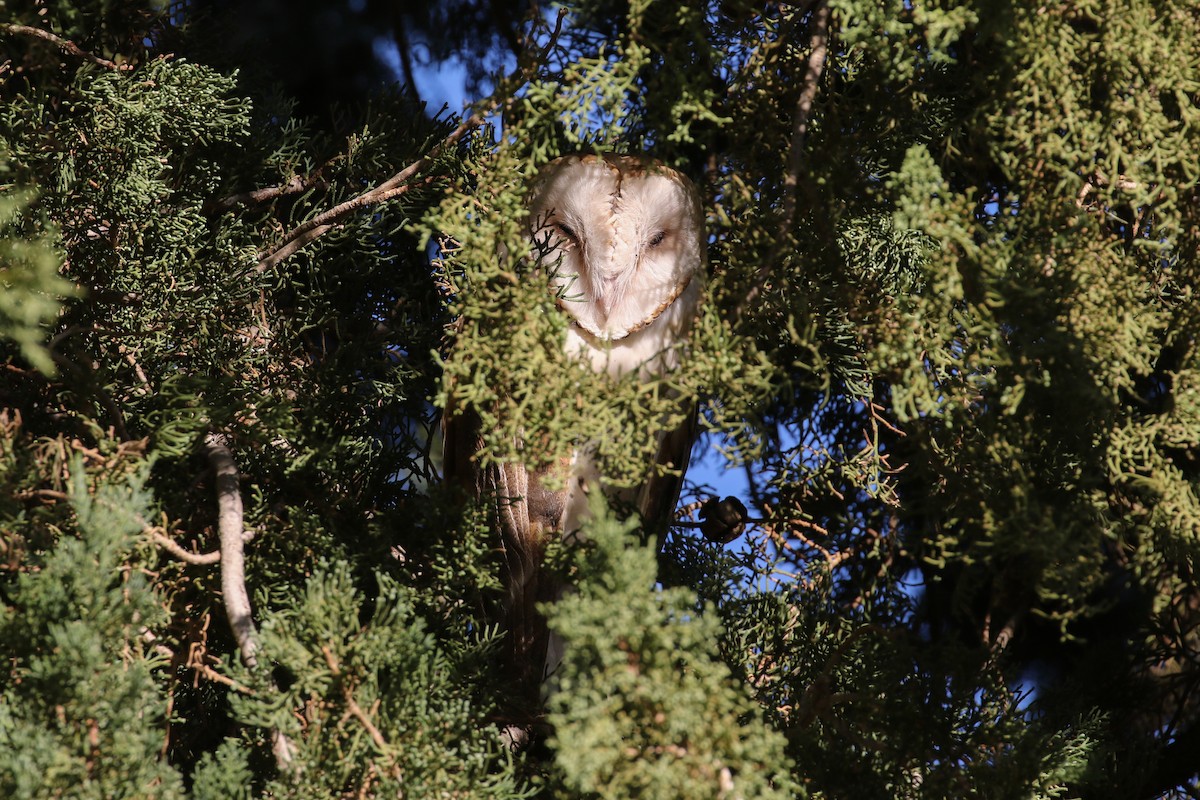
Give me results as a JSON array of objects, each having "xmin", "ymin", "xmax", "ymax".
[
  {"xmin": 546, "ymin": 494, "xmax": 799, "ymax": 799},
  {"xmin": 0, "ymin": 455, "xmax": 183, "ymax": 799},
  {"xmin": 3, "ymin": 0, "xmax": 1200, "ymax": 796},
  {"xmin": 220, "ymin": 561, "xmax": 519, "ymax": 799},
  {"xmin": 0, "ymin": 153, "xmax": 71, "ymax": 375},
  {"xmin": 430, "ymin": 1, "xmax": 777, "ymax": 490},
  {"xmin": 1, "ymin": 3, "xmax": 512, "ymax": 796}
]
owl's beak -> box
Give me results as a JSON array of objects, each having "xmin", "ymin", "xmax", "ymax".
[{"xmin": 595, "ymin": 276, "xmax": 625, "ymax": 320}]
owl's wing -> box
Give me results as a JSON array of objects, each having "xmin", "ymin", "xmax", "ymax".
[
  {"xmin": 638, "ymin": 400, "xmax": 699, "ymax": 544},
  {"xmin": 441, "ymin": 400, "xmax": 565, "ymax": 699},
  {"xmin": 440, "ymin": 396, "xmax": 485, "ymax": 498}
]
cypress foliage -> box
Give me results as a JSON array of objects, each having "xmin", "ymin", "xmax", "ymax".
[
  {"xmin": 546, "ymin": 494, "xmax": 798, "ymax": 799},
  {"xmin": 1, "ymin": 0, "xmax": 1199, "ymax": 797},
  {"xmin": 0, "ymin": 450, "xmax": 183, "ymax": 799}
]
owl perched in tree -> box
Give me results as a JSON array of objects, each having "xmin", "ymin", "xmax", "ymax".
[{"xmin": 443, "ymin": 154, "xmax": 704, "ymax": 701}]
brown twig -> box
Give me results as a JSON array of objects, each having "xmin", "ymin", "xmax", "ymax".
[
  {"xmin": 795, "ymin": 622, "xmax": 885, "ymax": 726},
  {"xmin": 735, "ymin": 0, "xmax": 830, "ymax": 322},
  {"xmin": 255, "ymin": 175, "xmax": 441, "ymax": 273},
  {"xmin": 14, "ymin": 488, "xmax": 70, "ymax": 502},
  {"xmin": 152, "ymin": 531, "xmax": 221, "ymax": 565},
  {"xmin": 189, "ymin": 658, "xmax": 258, "ymax": 696},
  {"xmin": 253, "ymin": 118, "xmax": 474, "ymax": 274},
  {"xmin": 321, "ymin": 646, "xmax": 404, "ymax": 786},
  {"xmin": 0, "ymin": 23, "xmax": 131, "ymax": 71},
  {"xmin": 778, "ymin": 1, "xmax": 830, "ymax": 239},
  {"xmin": 987, "ymin": 611, "xmax": 1022, "ymax": 655},
  {"xmin": 869, "ymin": 401, "xmax": 905, "ymax": 436},
  {"xmin": 208, "ymin": 174, "xmax": 324, "ymax": 215}
]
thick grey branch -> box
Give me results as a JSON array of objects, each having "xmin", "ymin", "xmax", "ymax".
[
  {"xmin": 204, "ymin": 433, "xmax": 296, "ymax": 770},
  {"xmin": 205, "ymin": 432, "xmax": 258, "ymax": 669}
]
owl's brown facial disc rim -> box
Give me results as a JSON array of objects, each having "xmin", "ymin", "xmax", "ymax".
[{"xmin": 526, "ymin": 152, "xmax": 705, "ymax": 341}]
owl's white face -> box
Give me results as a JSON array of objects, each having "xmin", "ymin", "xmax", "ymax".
[{"xmin": 529, "ymin": 155, "xmax": 704, "ymax": 340}]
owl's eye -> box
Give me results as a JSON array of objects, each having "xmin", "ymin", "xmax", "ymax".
[
  {"xmin": 555, "ymin": 222, "xmax": 579, "ymax": 244},
  {"xmin": 647, "ymin": 230, "xmax": 667, "ymax": 249}
]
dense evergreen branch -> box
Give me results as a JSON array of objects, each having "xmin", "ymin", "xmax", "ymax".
[
  {"xmin": 1140, "ymin": 722, "xmax": 1200, "ymax": 800},
  {"xmin": 5, "ymin": 0, "xmax": 1198, "ymax": 794},
  {"xmin": 779, "ymin": 1, "xmax": 829, "ymax": 229}
]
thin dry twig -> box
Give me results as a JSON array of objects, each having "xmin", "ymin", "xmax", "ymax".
[
  {"xmin": 0, "ymin": 23, "xmax": 131, "ymax": 71},
  {"xmin": 152, "ymin": 530, "xmax": 221, "ymax": 565},
  {"xmin": 190, "ymin": 658, "xmax": 259, "ymax": 696},
  {"xmin": 83, "ymin": 488, "xmax": 224, "ymax": 567},
  {"xmin": 322, "ymin": 646, "xmax": 404, "ymax": 786},
  {"xmin": 255, "ymin": 174, "xmax": 441, "ymax": 273},
  {"xmin": 13, "ymin": 487, "xmax": 70, "ymax": 502},
  {"xmin": 208, "ymin": 172, "xmax": 328, "ymax": 214},
  {"xmin": 869, "ymin": 401, "xmax": 905, "ymax": 436}
]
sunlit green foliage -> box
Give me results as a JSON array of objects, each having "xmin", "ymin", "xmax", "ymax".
[
  {"xmin": 0, "ymin": 451, "xmax": 183, "ymax": 799},
  {"xmin": 2, "ymin": 0, "xmax": 1199, "ymax": 796},
  {"xmin": 0, "ymin": 154, "xmax": 69, "ymax": 374},
  {"xmin": 546, "ymin": 493, "xmax": 798, "ymax": 799}
]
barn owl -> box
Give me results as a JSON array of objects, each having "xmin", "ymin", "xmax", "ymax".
[{"xmin": 443, "ymin": 154, "xmax": 704, "ymax": 702}]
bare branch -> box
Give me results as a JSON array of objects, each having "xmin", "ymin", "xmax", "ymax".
[
  {"xmin": 272, "ymin": 731, "xmax": 298, "ymax": 773},
  {"xmin": 207, "ymin": 175, "xmax": 320, "ymax": 214},
  {"xmin": 189, "ymin": 659, "xmax": 258, "ymax": 696},
  {"xmin": 0, "ymin": 23, "xmax": 131, "ymax": 71},
  {"xmin": 152, "ymin": 531, "xmax": 221, "ymax": 565},
  {"xmin": 736, "ymin": 0, "xmax": 831, "ymax": 322},
  {"xmin": 205, "ymin": 432, "xmax": 258, "ymax": 669},
  {"xmin": 203, "ymin": 432, "xmax": 297, "ymax": 770},
  {"xmin": 987, "ymin": 611, "xmax": 1022, "ymax": 654},
  {"xmin": 14, "ymin": 487, "xmax": 70, "ymax": 502},
  {"xmin": 252, "ymin": 8, "xmax": 568, "ymax": 274},
  {"xmin": 252, "ymin": 115, "xmax": 476, "ymax": 274},
  {"xmin": 779, "ymin": 1, "xmax": 830, "ymax": 235},
  {"xmin": 255, "ymin": 175, "xmax": 440, "ymax": 273}
]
